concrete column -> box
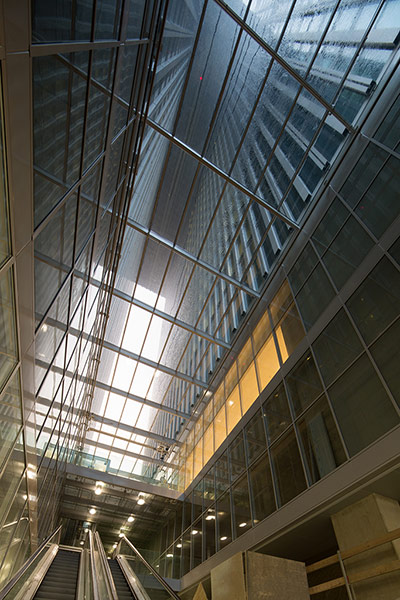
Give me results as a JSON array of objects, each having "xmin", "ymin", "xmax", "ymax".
[
  {"xmin": 331, "ymin": 493, "xmax": 400, "ymax": 599},
  {"xmin": 211, "ymin": 551, "xmax": 310, "ymax": 600}
]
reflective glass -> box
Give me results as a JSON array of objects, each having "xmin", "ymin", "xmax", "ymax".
[
  {"xmin": 370, "ymin": 318, "xmax": 400, "ymax": 408},
  {"xmin": 347, "ymin": 257, "xmax": 400, "ymax": 345},
  {"xmin": 204, "ymin": 505, "xmax": 216, "ymax": 560},
  {"xmin": 216, "ymin": 491, "xmax": 232, "ymax": 549},
  {"xmin": 239, "ymin": 363, "xmax": 259, "ymax": 414},
  {"xmin": 0, "ymin": 75, "xmax": 10, "ymax": 267},
  {"xmin": 245, "ymin": 409, "xmax": 267, "ymax": 465},
  {"xmin": 328, "ymin": 354, "xmax": 399, "ymax": 456},
  {"xmin": 312, "ymin": 309, "xmax": 363, "ymax": 386},
  {"xmin": 249, "ymin": 451, "xmax": 276, "ymax": 524},
  {"xmin": 270, "ymin": 427, "xmax": 307, "ymax": 506},
  {"xmin": 295, "ymin": 263, "xmax": 336, "ymax": 330},
  {"xmin": 0, "ymin": 372, "xmax": 22, "ymax": 471},
  {"xmin": 286, "ymin": 353, "xmax": 323, "ymax": 416},
  {"xmin": 0, "ymin": 268, "xmax": 18, "ymax": 391},
  {"xmin": 263, "ymin": 384, "xmax": 291, "ymax": 444},
  {"xmin": 232, "ymin": 474, "xmax": 251, "ymax": 538},
  {"xmin": 255, "ymin": 334, "xmax": 280, "ymax": 392},
  {"xmin": 297, "ymin": 396, "xmax": 346, "ymax": 484}
]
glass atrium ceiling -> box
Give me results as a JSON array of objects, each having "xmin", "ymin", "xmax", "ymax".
[{"xmin": 32, "ymin": 0, "xmax": 400, "ymax": 488}]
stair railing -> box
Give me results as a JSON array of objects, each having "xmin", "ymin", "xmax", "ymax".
[
  {"xmin": 115, "ymin": 534, "xmax": 181, "ymax": 600},
  {"xmin": 88, "ymin": 530, "xmax": 118, "ymax": 600},
  {"xmin": 0, "ymin": 525, "xmax": 62, "ymax": 600}
]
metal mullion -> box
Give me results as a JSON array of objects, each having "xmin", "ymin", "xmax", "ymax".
[
  {"xmin": 361, "ymin": 132, "xmax": 400, "ymax": 160},
  {"xmin": 115, "ymin": 288, "xmax": 230, "ymax": 349},
  {"xmin": 213, "ymin": 0, "xmax": 353, "ymax": 133},
  {"xmin": 126, "ymin": 217, "xmax": 259, "ymax": 297},
  {"xmin": 146, "ymin": 117, "xmax": 299, "ymax": 229},
  {"xmin": 33, "ymin": 154, "xmax": 103, "ymax": 238},
  {"xmin": 102, "ymin": 338, "xmax": 207, "ymax": 387},
  {"xmin": 30, "ymin": 39, "xmax": 149, "ymax": 57},
  {"xmin": 0, "ymin": 255, "xmax": 14, "ymax": 280},
  {"xmin": 169, "ymin": 2, "xmax": 252, "ymax": 260},
  {"xmin": 259, "ymin": 0, "xmax": 389, "ymax": 217},
  {"xmin": 180, "ymin": 0, "xmax": 297, "ymax": 280}
]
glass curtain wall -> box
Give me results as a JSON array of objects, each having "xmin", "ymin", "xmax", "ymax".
[{"xmin": 154, "ymin": 85, "xmax": 400, "ymax": 575}]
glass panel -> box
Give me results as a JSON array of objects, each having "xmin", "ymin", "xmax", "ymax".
[
  {"xmin": 312, "ymin": 309, "xmax": 363, "ymax": 386},
  {"xmin": 203, "ymin": 423, "xmax": 214, "ymax": 466},
  {"xmin": 286, "ymin": 353, "xmax": 323, "ymax": 416},
  {"xmin": 33, "ymin": 54, "xmax": 88, "ymax": 226},
  {"xmin": 0, "ymin": 74, "xmax": 10, "ymax": 267},
  {"xmin": 232, "ymin": 474, "xmax": 251, "ymax": 538},
  {"xmin": 370, "ymin": 318, "xmax": 400, "ymax": 408},
  {"xmin": 245, "ymin": 409, "xmax": 267, "ymax": 465},
  {"xmin": 249, "ymin": 452, "xmax": 276, "ymax": 524},
  {"xmin": 0, "ymin": 372, "xmax": 22, "ymax": 471},
  {"xmin": 252, "ymin": 311, "xmax": 273, "ymax": 355},
  {"xmin": 256, "ymin": 334, "xmax": 280, "ymax": 392},
  {"xmin": 270, "ymin": 427, "xmax": 307, "ymax": 506},
  {"xmin": 33, "ymin": 1, "xmax": 93, "ymax": 42},
  {"xmin": 239, "ymin": 363, "xmax": 259, "ymax": 414},
  {"xmin": 228, "ymin": 433, "xmax": 246, "ymax": 484},
  {"xmin": 215, "ymin": 452, "xmax": 229, "ymax": 499},
  {"xmin": 214, "ymin": 405, "xmax": 226, "ymax": 451},
  {"xmin": 328, "ymin": 354, "xmax": 399, "ymax": 456},
  {"xmin": 216, "ymin": 491, "xmax": 231, "ymax": 549},
  {"xmin": 295, "ymin": 264, "xmax": 335, "ymax": 330},
  {"xmin": 0, "ymin": 268, "xmax": 18, "ymax": 390},
  {"xmin": 347, "ymin": 257, "xmax": 400, "ymax": 345},
  {"xmin": 263, "ymin": 384, "xmax": 291, "ymax": 444},
  {"xmin": 297, "ymin": 396, "xmax": 346, "ymax": 484},
  {"xmin": 204, "ymin": 505, "xmax": 216, "ymax": 560},
  {"xmin": 191, "ymin": 518, "xmax": 202, "ymax": 569},
  {"xmin": 275, "ymin": 302, "xmax": 304, "ymax": 362},
  {"xmin": 269, "ymin": 281, "xmax": 293, "ymax": 326},
  {"xmin": 226, "ymin": 386, "xmax": 241, "ymax": 434}
]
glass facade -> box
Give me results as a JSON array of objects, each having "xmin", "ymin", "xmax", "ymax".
[{"xmin": 0, "ymin": 0, "xmax": 399, "ymax": 585}]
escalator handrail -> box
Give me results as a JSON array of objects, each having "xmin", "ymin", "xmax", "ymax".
[
  {"xmin": 119, "ymin": 535, "xmax": 180, "ymax": 600},
  {"xmin": 0, "ymin": 524, "xmax": 62, "ymax": 600},
  {"xmin": 89, "ymin": 530, "xmax": 118, "ymax": 600}
]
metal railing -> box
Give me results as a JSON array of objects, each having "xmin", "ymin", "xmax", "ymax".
[
  {"xmin": 0, "ymin": 525, "xmax": 62, "ymax": 600},
  {"xmin": 115, "ymin": 534, "xmax": 180, "ymax": 600},
  {"xmin": 89, "ymin": 530, "xmax": 118, "ymax": 600}
]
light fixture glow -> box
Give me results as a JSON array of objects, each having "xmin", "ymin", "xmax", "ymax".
[
  {"xmin": 205, "ymin": 515, "xmax": 215, "ymax": 521},
  {"xmin": 119, "ymin": 533, "xmax": 124, "ymax": 538},
  {"xmin": 137, "ymin": 496, "xmax": 145, "ymax": 505},
  {"xmin": 166, "ymin": 553, "xmax": 173, "ymax": 558},
  {"xmin": 239, "ymin": 522, "xmax": 247, "ymax": 528},
  {"xmin": 94, "ymin": 488, "xmax": 102, "ymax": 495},
  {"xmin": 191, "ymin": 529, "xmax": 199, "ymax": 535},
  {"xmin": 176, "ymin": 543, "xmax": 182, "ymax": 548},
  {"xmin": 127, "ymin": 516, "xmax": 135, "ymax": 523},
  {"xmin": 89, "ymin": 508, "xmax": 96, "ymax": 515},
  {"xmin": 220, "ymin": 536, "xmax": 228, "ymax": 541},
  {"xmin": 80, "ymin": 541, "xmax": 84, "ymax": 546},
  {"xmin": 113, "ymin": 543, "xmax": 117, "ymax": 548}
]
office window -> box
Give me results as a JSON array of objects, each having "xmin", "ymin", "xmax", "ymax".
[
  {"xmin": 256, "ymin": 334, "xmax": 280, "ymax": 392},
  {"xmin": 232, "ymin": 474, "xmax": 251, "ymax": 538},
  {"xmin": 245, "ymin": 409, "xmax": 267, "ymax": 465},
  {"xmin": 370, "ymin": 318, "xmax": 400, "ymax": 407}
]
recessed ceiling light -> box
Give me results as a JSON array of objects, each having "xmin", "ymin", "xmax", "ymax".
[
  {"xmin": 220, "ymin": 536, "xmax": 228, "ymax": 541},
  {"xmin": 127, "ymin": 516, "xmax": 134, "ymax": 523},
  {"xmin": 137, "ymin": 496, "xmax": 145, "ymax": 505},
  {"xmin": 119, "ymin": 533, "xmax": 124, "ymax": 538},
  {"xmin": 205, "ymin": 515, "xmax": 215, "ymax": 521},
  {"xmin": 113, "ymin": 543, "xmax": 117, "ymax": 548},
  {"xmin": 166, "ymin": 553, "xmax": 173, "ymax": 558},
  {"xmin": 89, "ymin": 508, "xmax": 96, "ymax": 515},
  {"xmin": 80, "ymin": 541, "xmax": 84, "ymax": 546},
  {"xmin": 239, "ymin": 522, "xmax": 247, "ymax": 528},
  {"xmin": 176, "ymin": 543, "xmax": 182, "ymax": 548},
  {"xmin": 191, "ymin": 529, "xmax": 199, "ymax": 535}
]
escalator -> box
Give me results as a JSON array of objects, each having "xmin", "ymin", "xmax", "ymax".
[
  {"xmin": 109, "ymin": 559, "xmax": 136, "ymax": 600},
  {"xmin": 33, "ymin": 549, "xmax": 80, "ymax": 600}
]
